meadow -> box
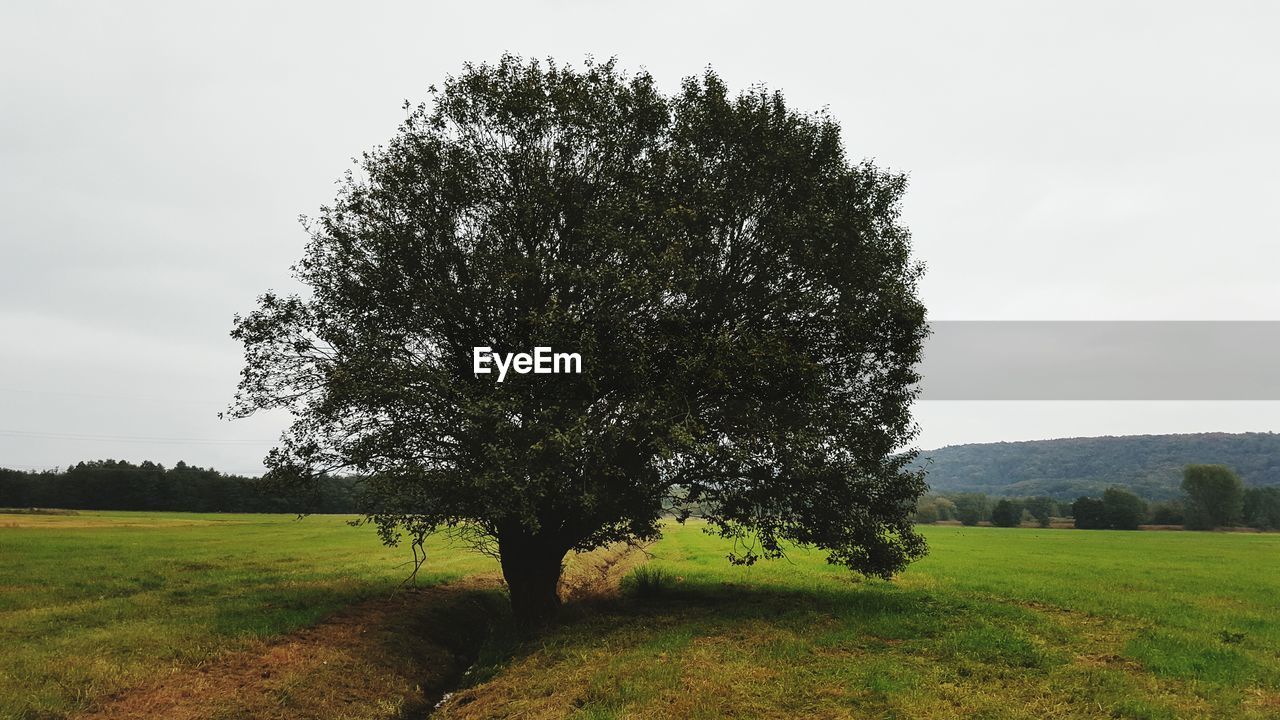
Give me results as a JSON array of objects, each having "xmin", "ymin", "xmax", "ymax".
[
  {"xmin": 0, "ymin": 512, "xmax": 498, "ymax": 719},
  {"xmin": 3, "ymin": 512, "xmax": 1279, "ymax": 719}
]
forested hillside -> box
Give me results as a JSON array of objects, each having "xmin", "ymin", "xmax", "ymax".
[{"xmin": 921, "ymin": 432, "xmax": 1280, "ymax": 500}]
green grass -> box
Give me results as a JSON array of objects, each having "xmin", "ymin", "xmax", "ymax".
[
  {"xmin": 0, "ymin": 512, "xmax": 494, "ymax": 719},
  {"xmin": 5, "ymin": 514, "xmax": 1280, "ymax": 719},
  {"xmin": 440, "ymin": 524, "xmax": 1280, "ymax": 719}
]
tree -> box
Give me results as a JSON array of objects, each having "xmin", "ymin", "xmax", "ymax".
[
  {"xmin": 1242, "ymin": 487, "xmax": 1280, "ymax": 530},
  {"xmin": 990, "ymin": 499, "xmax": 1022, "ymax": 527},
  {"xmin": 0, "ymin": 468, "xmax": 33, "ymax": 507},
  {"xmin": 1102, "ymin": 487, "xmax": 1145, "ymax": 530},
  {"xmin": 952, "ymin": 493, "xmax": 990, "ymax": 526},
  {"xmin": 1072, "ymin": 496, "xmax": 1108, "ymax": 529},
  {"xmin": 1182, "ymin": 464, "xmax": 1244, "ymax": 530},
  {"xmin": 933, "ymin": 496, "xmax": 957, "ymax": 521},
  {"xmin": 1022, "ymin": 496, "xmax": 1056, "ymax": 527},
  {"xmin": 913, "ymin": 495, "xmax": 957, "ymax": 524},
  {"xmin": 913, "ymin": 498, "xmax": 939, "ymax": 524},
  {"xmin": 1148, "ymin": 499, "xmax": 1185, "ymax": 525},
  {"xmin": 227, "ymin": 56, "xmax": 930, "ymax": 629}
]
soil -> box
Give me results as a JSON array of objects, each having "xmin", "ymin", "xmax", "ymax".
[{"xmin": 73, "ymin": 576, "xmax": 506, "ymax": 720}]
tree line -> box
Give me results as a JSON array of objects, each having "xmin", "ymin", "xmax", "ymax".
[
  {"xmin": 10, "ymin": 458, "xmax": 1278, "ymax": 532},
  {"xmin": 0, "ymin": 460, "xmax": 360, "ymax": 513},
  {"xmin": 915, "ymin": 464, "xmax": 1280, "ymax": 531}
]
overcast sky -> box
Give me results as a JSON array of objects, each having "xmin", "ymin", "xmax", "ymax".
[{"xmin": 2, "ymin": 1, "xmax": 1278, "ymax": 474}]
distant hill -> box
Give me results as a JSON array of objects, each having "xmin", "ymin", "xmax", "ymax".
[{"xmin": 919, "ymin": 432, "xmax": 1280, "ymax": 500}]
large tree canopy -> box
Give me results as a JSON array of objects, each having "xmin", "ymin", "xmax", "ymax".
[{"xmin": 230, "ymin": 56, "xmax": 929, "ymax": 627}]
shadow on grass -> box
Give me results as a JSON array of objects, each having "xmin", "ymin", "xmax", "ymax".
[
  {"xmin": 434, "ymin": 573, "xmax": 1081, "ymax": 719},
  {"xmin": 455, "ymin": 572, "xmax": 1058, "ymax": 696},
  {"xmin": 448, "ymin": 580, "xmax": 872, "ymax": 707},
  {"xmin": 561, "ymin": 573, "xmax": 956, "ymax": 638},
  {"xmin": 435, "ymin": 567, "xmax": 1276, "ymax": 719}
]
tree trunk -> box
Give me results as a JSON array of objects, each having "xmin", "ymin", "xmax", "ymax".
[{"xmin": 498, "ymin": 529, "xmax": 567, "ymax": 632}]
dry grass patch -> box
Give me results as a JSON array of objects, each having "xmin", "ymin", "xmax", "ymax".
[
  {"xmin": 559, "ymin": 542, "xmax": 651, "ymax": 603},
  {"xmin": 71, "ymin": 577, "xmax": 505, "ymax": 720}
]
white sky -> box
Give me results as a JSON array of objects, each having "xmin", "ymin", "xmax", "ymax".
[{"xmin": 2, "ymin": 1, "xmax": 1277, "ymax": 474}]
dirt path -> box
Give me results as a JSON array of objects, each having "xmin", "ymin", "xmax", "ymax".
[{"xmin": 74, "ymin": 576, "xmax": 506, "ymax": 720}]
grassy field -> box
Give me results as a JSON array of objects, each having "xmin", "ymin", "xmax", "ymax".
[
  {"xmin": 440, "ymin": 526, "xmax": 1280, "ymax": 719},
  {"xmin": 4, "ymin": 513, "xmax": 1280, "ymax": 719},
  {"xmin": 0, "ymin": 512, "xmax": 497, "ymax": 719}
]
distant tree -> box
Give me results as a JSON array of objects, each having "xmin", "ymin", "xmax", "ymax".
[
  {"xmin": 1072, "ymin": 496, "xmax": 1108, "ymax": 529},
  {"xmin": 1242, "ymin": 487, "xmax": 1280, "ymax": 530},
  {"xmin": 1148, "ymin": 499, "xmax": 1185, "ymax": 525},
  {"xmin": 914, "ymin": 500, "xmax": 939, "ymax": 524},
  {"xmin": 1102, "ymin": 487, "xmax": 1146, "ymax": 530},
  {"xmin": 913, "ymin": 495, "xmax": 959, "ymax": 524},
  {"xmin": 0, "ymin": 468, "xmax": 33, "ymax": 507},
  {"xmin": 1182, "ymin": 464, "xmax": 1244, "ymax": 530},
  {"xmin": 1022, "ymin": 496, "xmax": 1056, "ymax": 527},
  {"xmin": 226, "ymin": 56, "xmax": 931, "ymax": 629},
  {"xmin": 990, "ymin": 499, "xmax": 1023, "ymax": 527},
  {"xmin": 953, "ymin": 493, "xmax": 990, "ymax": 526}
]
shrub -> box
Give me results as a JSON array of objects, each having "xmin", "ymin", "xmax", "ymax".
[{"xmin": 623, "ymin": 566, "xmax": 674, "ymax": 598}]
